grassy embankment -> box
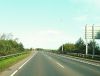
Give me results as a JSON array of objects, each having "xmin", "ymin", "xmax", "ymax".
[{"xmin": 0, "ymin": 51, "xmax": 31, "ymax": 72}]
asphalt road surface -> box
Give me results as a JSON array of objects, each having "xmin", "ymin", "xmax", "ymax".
[{"xmin": 14, "ymin": 51, "xmax": 100, "ymax": 76}]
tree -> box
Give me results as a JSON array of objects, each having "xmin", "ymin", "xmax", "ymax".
[
  {"xmin": 58, "ymin": 37, "xmax": 100, "ymax": 55},
  {"xmin": 0, "ymin": 34, "xmax": 6, "ymax": 40},
  {"xmin": 75, "ymin": 38, "xmax": 85, "ymax": 54},
  {"xmin": 58, "ymin": 43, "xmax": 76, "ymax": 54},
  {"xmin": 64, "ymin": 43, "xmax": 76, "ymax": 53},
  {"xmin": 0, "ymin": 33, "xmax": 25, "ymax": 56},
  {"xmin": 88, "ymin": 41, "xmax": 100, "ymax": 55}
]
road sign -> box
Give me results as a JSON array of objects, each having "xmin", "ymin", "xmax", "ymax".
[
  {"xmin": 85, "ymin": 25, "xmax": 100, "ymax": 58},
  {"xmin": 85, "ymin": 26, "xmax": 100, "ymax": 39}
]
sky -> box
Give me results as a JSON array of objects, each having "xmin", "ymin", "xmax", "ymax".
[{"xmin": 0, "ymin": 0, "xmax": 100, "ymax": 49}]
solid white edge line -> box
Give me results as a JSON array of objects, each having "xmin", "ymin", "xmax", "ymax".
[
  {"xmin": 10, "ymin": 70, "xmax": 18, "ymax": 76},
  {"xmin": 56, "ymin": 62, "xmax": 64, "ymax": 68},
  {"xmin": 10, "ymin": 51, "xmax": 38, "ymax": 76}
]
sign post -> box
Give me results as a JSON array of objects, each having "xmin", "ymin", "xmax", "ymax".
[
  {"xmin": 85, "ymin": 25, "xmax": 88, "ymax": 55},
  {"xmin": 62, "ymin": 44, "xmax": 63, "ymax": 53},
  {"xmin": 92, "ymin": 25, "xmax": 95, "ymax": 58},
  {"xmin": 85, "ymin": 25, "xmax": 100, "ymax": 58}
]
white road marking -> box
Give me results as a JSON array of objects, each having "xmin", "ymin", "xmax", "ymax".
[
  {"xmin": 10, "ymin": 70, "xmax": 18, "ymax": 76},
  {"xmin": 47, "ymin": 52, "xmax": 100, "ymax": 67},
  {"xmin": 10, "ymin": 51, "xmax": 38, "ymax": 76},
  {"xmin": 56, "ymin": 62, "xmax": 64, "ymax": 68},
  {"xmin": 44, "ymin": 54, "xmax": 52, "ymax": 60},
  {"xmin": 43, "ymin": 53, "xmax": 64, "ymax": 69}
]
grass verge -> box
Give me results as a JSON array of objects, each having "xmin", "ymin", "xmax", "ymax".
[{"xmin": 0, "ymin": 51, "xmax": 31, "ymax": 72}]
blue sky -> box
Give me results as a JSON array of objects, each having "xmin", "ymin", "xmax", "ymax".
[{"xmin": 0, "ymin": 0, "xmax": 100, "ymax": 49}]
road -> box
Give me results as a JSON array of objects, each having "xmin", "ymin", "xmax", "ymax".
[{"xmin": 13, "ymin": 51, "xmax": 100, "ymax": 76}]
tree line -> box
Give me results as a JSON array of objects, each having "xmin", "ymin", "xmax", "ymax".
[
  {"xmin": 0, "ymin": 33, "xmax": 24, "ymax": 56},
  {"xmin": 58, "ymin": 38, "xmax": 100, "ymax": 55}
]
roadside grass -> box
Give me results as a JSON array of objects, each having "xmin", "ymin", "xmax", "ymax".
[{"xmin": 0, "ymin": 51, "xmax": 31, "ymax": 72}]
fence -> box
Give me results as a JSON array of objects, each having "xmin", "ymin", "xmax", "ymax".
[
  {"xmin": 66, "ymin": 53, "xmax": 100, "ymax": 60},
  {"xmin": 0, "ymin": 52, "xmax": 26, "ymax": 59}
]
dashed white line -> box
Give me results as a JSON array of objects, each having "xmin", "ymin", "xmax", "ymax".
[
  {"xmin": 10, "ymin": 51, "xmax": 38, "ymax": 76},
  {"xmin": 56, "ymin": 62, "xmax": 64, "ymax": 68},
  {"xmin": 47, "ymin": 52, "xmax": 100, "ymax": 67},
  {"xmin": 44, "ymin": 54, "xmax": 52, "ymax": 60},
  {"xmin": 43, "ymin": 53, "xmax": 64, "ymax": 69}
]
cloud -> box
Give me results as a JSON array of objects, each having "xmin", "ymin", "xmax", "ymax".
[
  {"xmin": 72, "ymin": 0, "xmax": 100, "ymax": 7},
  {"xmin": 91, "ymin": 0, "xmax": 100, "ymax": 7},
  {"xmin": 73, "ymin": 15, "xmax": 88, "ymax": 22},
  {"xmin": 14, "ymin": 29, "xmax": 77, "ymax": 49}
]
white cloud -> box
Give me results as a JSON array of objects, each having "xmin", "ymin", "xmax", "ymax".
[
  {"xmin": 95, "ymin": 17, "xmax": 100, "ymax": 20},
  {"xmin": 72, "ymin": 0, "xmax": 100, "ymax": 7},
  {"xmin": 73, "ymin": 15, "xmax": 88, "ymax": 22},
  {"xmin": 92, "ymin": 0, "xmax": 100, "ymax": 7},
  {"xmin": 14, "ymin": 29, "xmax": 77, "ymax": 49}
]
